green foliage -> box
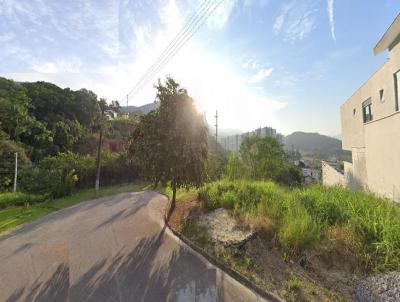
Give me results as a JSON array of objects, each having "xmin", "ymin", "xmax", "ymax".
[
  {"xmin": 0, "ymin": 192, "xmax": 46, "ymax": 209},
  {"xmin": 0, "ymin": 139, "xmax": 31, "ymax": 191},
  {"xmin": 0, "ymin": 77, "xmax": 124, "ymax": 161},
  {"xmin": 278, "ymin": 205, "xmax": 322, "ymax": 253},
  {"xmin": 199, "ymin": 180, "xmax": 400, "ymax": 272},
  {"xmin": 129, "ymin": 77, "xmax": 208, "ymax": 202},
  {"xmin": 0, "ymin": 77, "xmax": 35, "ymax": 140},
  {"xmin": 224, "ymin": 136, "xmax": 302, "ymax": 187},
  {"xmin": 19, "ymin": 151, "xmax": 138, "ymax": 198},
  {"xmin": 206, "ymin": 151, "xmax": 228, "ymax": 181},
  {"xmin": 288, "ymin": 274, "xmax": 302, "ymax": 291},
  {"xmin": 0, "ymin": 182, "xmax": 148, "ymax": 233}
]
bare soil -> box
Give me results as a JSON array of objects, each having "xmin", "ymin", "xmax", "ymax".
[{"xmin": 169, "ymin": 199, "xmax": 362, "ymax": 302}]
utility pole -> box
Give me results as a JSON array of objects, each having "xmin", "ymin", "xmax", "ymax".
[
  {"xmin": 126, "ymin": 95, "xmax": 129, "ymax": 119},
  {"xmin": 214, "ymin": 110, "xmax": 218, "ymax": 154},
  {"xmin": 13, "ymin": 152, "xmax": 18, "ymax": 192},
  {"xmin": 236, "ymin": 134, "xmax": 239, "ymax": 151},
  {"xmin": 95, "ymin": 100, "xmax": 105, "ymax": 197}
]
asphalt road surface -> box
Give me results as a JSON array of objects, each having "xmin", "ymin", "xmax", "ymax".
[{"xmin": 0, "ymin": 191, "xmax": 269, "ymax": 302}]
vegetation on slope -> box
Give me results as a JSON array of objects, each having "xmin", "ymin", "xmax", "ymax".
[{"xmin": 199, "ymin": 180, "xmax": 400, "ymax": 272}]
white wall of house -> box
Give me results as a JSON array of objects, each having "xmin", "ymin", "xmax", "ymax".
[
  {"xmin": 340, "ymin": 17, "xmax": 400, "ymax": 202},
  {"xmin": 322, "ymin": 161, "xmax": 346, "ymax": 187}
]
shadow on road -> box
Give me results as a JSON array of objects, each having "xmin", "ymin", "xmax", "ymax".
[{"xmin": 6, "ymin": 225, "xmax": 219, "ymax": 302}]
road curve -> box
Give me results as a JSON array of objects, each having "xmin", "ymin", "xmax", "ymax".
[{"xmin": 0, "ymin": 191, "xmax": 269, "ymax": 302}]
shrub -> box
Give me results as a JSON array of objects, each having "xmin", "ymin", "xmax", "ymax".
[
  {"xmin": 0, "ymin": 192, "xmax": 46, "ymax": 209},
  {"xmin": 19, "ymin": 151, "xmax": 139, "ymax": 198},
  {"xmin": 278, "ymin": 205, "xmax": 322, "ymax": 253},
  {"xmin": 0, "ymin": 140, "xmax": 31, "ymax": 191},
  {"xmin": 199, "ymin": 180, "xmax": 400, "ymax": 271}
]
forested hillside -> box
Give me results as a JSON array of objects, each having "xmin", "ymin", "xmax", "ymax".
[
  {"xmin": 0, "ymin": 77, "xmax": 139, "ymax": 194},
  {"xmin": 284, "ymin": 131, "xmax": 351, "ymax": 161}
]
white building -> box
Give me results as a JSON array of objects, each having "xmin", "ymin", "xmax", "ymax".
[{"xmin": 339, "ymin": 14, "xmax": 400, "ymax": 202}]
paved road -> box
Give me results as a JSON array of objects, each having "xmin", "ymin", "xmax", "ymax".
[{"xmin": 0, "ymin": 191, "xmax": 268, "ymax": 302}]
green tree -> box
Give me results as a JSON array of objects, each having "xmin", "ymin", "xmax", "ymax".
[
  {"xmin": 0, "ymin": 139, "xmax": 31, "ymax": 191},
  {"xmin": 226, "ymin": 136, "xmax": 302, "ymax": 186},
  {"xmin": 129, "ymin": 77, "xmax": 208, "ymax": 210}
]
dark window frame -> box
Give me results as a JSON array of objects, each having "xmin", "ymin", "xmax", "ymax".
[
  {"xmin": 379, "ymin": 89, "xmax": 385, "ymax": 103},
  {"xmin": 394, "ymin": 69, "xmax": 400, "ymax": 111},
  {"xmin": 362, "ymin": 98, "xmax": 373, "ymax": 123}
]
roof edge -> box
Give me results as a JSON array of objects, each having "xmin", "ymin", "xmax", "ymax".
[{"xmin": 374, "ymin": 14, "xmax": 400, "ymax": 55}]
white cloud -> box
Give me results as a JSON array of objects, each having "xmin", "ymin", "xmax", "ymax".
[
  {"xmin": 206, "ymin": 0, "xmax": 237, "ymax": 30},
  {"xmin": 248, "ymin": 67, "xmax": 274, "ymax": 83},
  {"xmin": 0, "ymin": 32, "xmax": 15, "ymax": 43},
  {"xmin": 1, "ymin": 0, "xmax": 286, "ymax": 131},
  {"xmin": 327, "ymin": 0, "xmax": 336, "ymax": 41},
  {"xmin": 273, "ymin": 0, "xmax": 318, "ymax": 41}
]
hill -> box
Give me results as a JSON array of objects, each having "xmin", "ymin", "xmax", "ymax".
[
  {"xmin": 120, "ymin": 102, "xmax": 158, "ymax": 114},
  {"xmin": 283, "ymin": 132, "xmax": 351, "ymax": 161}
]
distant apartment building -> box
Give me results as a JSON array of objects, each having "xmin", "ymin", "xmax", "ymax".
[
  {"xmin": 340, "ymin": 14, "xmax": 400, "ymax": 202},
  {"xmin": 221, "ymin": 126, "xmax": 282, "ymax": 151}
]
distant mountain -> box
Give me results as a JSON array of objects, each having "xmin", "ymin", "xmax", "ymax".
[
  {"xmin": 283, "ymin": 132, "xmax": 351, "ymax": 161},
  {"xmin": 120, "ymin": 102, "xmax": 159, "ymax": 114}
]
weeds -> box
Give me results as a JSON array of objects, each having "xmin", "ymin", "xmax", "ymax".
[{"xmin": 199, "ymin": 180, "xmax": 400, "ymax": 272}]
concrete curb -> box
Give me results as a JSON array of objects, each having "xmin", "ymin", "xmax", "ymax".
[{"xmin": 161, "ymin": 194, "xmax": 284, "ymax": 302}]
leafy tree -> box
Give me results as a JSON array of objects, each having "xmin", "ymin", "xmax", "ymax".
[
  {"xmin": 129, "ymin": 77, "xmax": 208, "ymax": 210},
  {"xmin": 0, "ymin": 78, "xmax": 36, "ymax": 140},
  {"xmin": 226, "ymin": 136, "xmax": 303, "ymax": 186},
  {"xmin": 0, "ymin": 139, "xmax": 31, "ymax": 191}
]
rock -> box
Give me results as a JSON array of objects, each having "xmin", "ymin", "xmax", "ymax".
[
  {"xmin": 355, "ymin": 272, "xmax": 400, "ymax": 302},
  {"xmin": 199, "ymin": 208, "xmax": 256, "ymax": 248}
]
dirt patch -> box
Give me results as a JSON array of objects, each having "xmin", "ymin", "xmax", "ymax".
[
  {"xmin": 168, "ymin": 201, "xmax": 361, "ymax": 301},
  {"xmin": 168, "ymin": 199, "xmax": 203, "ymax": 232}
]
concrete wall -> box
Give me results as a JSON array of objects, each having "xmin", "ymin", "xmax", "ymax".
[
  {"xmin": 364, "ymin": 112, "xmax": 400, "ymax": 201},
  {"xmin": 322, "ymin": 161, "xmax": 345, "ymax": 187},
  {"xmin": 340, "ymin": 36, "xmax": 400, "ymax": 202}
]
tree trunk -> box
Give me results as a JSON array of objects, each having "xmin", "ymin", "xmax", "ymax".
[{"xmin": 172, "ymin": 181, "xmax": 177, "ymax": 209}]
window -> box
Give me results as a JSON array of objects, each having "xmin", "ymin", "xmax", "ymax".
[
  {"xmin": 353, "ymin": 108, "xmax": 356, "ymax": 116},
  {"xmin": 379, "ymin": 89, "xmax": 385, "ymax": 103},
  {"xmin": 394, "ymin": 70, "xmax": 400, "ymax": 111},
  {"xmin": 362, "ymin": 98, "xmax": 373, "ymax": 123}
]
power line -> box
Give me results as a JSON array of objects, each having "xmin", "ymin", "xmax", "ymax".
[
  {"xmin": 127, "ymin": 0, "xmax": 223, "ymax": 102},
  {"xmin": 125, "ymin": 0, "xmax": 225, "ymax": 104},
  {"xmin": 126, "ymin": 0, "xmax": 214, "ymax": 100}
]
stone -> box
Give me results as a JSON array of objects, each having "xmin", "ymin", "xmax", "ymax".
[
  {"xmin": 199, "ymin": 208, "xmax": 255, "ymax": 248},
  {"xmin": 355, "ymin": 272, "xmax": 400, "ymax": 302}
]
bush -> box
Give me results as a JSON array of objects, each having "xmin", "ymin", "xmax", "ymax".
[
  {"xmin": 19, "ymin": 151, "xmax": 139, "ymax": 198},
  {"xmin": 278, "ymin": 205, "xmax": 322, "ymax": 253},
  {"xmin": 0, "ymin": 140, "xmax": 31, "ymax": 191},
  {"xmin": 224, "ymin": 136, "xmax": 303, "ymax": 187},
  {"xmin": 0, "ymin": 192, "xmax": 46, "ymax": 209}
]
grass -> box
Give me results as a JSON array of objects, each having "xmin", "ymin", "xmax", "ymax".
[
  {"xmin": 198, "ymin": 179, "xmax": 400, "ymax": 272},
  {"xmin": 163, "ymin": 186, "xmax": 198, "ymax": 202},
  {"xmin": 0, "ymin": 182, "xmax": 149, "ymax": 234},
  {"xmin": 0, "ymin": 192, "xmax": 47, "ymax": 209}
]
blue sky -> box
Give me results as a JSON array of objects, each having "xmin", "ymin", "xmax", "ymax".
[{"xmin": 1, "ymin": 0, "xmax": 399, "ymax": 136}]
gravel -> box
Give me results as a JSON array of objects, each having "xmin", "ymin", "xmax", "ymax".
[
  {"xmin": 199, "ymin": 208, "xmax": 255, "ymax": 248},
  {"xmin": 355, "ymin": 272, "xmax": 400, "ymax": 302}
]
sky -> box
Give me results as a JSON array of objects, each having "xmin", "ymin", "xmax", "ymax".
[{"xmin": 1, "ymin": 0, "xmax": 400, "ymax": 136}]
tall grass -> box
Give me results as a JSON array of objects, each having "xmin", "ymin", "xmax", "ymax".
[
  {"xmin": 198, "ymin": 180, "xmax": 400, "ymax": 272},
  {"xmin": 0, "ymin": 192, "xmax": 46, "ymax": 209}
]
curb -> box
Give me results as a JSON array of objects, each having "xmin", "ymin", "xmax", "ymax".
[{"xmin": 162, "ymin": 194, "xmax": 284, "ymax": 302}]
